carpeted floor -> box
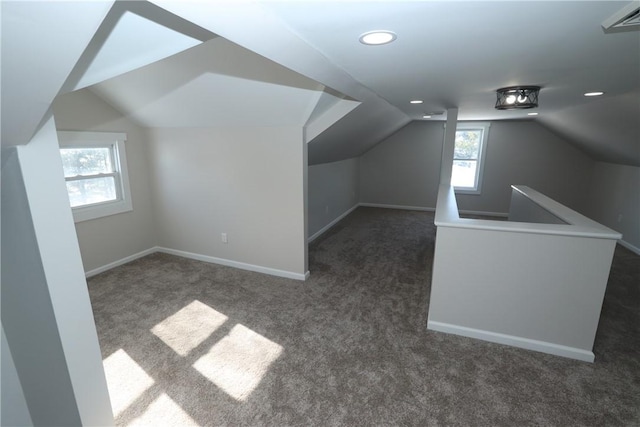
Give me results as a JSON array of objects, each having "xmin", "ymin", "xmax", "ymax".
[{"xmin": 87, "ymin": 207, "xmax": 640, "ymax": 426}]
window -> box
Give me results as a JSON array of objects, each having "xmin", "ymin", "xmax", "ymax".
[
  {"xmin": 451, "ymin": 122, "xmax": 490, "ymax": 194},
  {"xmin": 58, "ymin": 131, "xmax": 132, "ymax": 222}
]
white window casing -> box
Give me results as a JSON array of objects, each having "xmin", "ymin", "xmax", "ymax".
[
  {"xmin": 58, "ymin": 131, "xmax": 132, "ymax": 222},
  {"xmin": 452, "ymin": 122, "xmax": 490, "ymax": 195}
]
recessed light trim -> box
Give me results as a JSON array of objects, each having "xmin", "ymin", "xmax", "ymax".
[
  {"xmin": 359, "ymin": 30, "xmax": 397, "ymax": 45},
  {"xmin": 584, "ymin": 91, "xmax": 605, "ymax": 97},
  {"xmin": 410, "ymin": 100, "xmax": 423, "ymax": 104}
]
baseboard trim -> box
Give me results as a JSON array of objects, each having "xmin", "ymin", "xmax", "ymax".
[
  {"xmin": 155, "ymin": 247, "xmax": 308, "ymax": 281},
  {"xmin": 358, "ymin": 203, "xmax": 435, "ymax": 212},
  {"xmin": 85, "ymin": 248, "xmax": 157, "ymax": 278},
  {"xmin": 308, "ymin": 204, "xmax": 359, "ymax": 243},
  {"xmin": 427, "ymin": 320, "xmax": 595, "ymax": 362},
  {"xmin": 86, "ymin": 247, "xmax": 308, "ymax": 281},
  {"xmin": 358, "ymin": 204, "xmax": 509, "ymax": 218},
  {"xmin": 618, "ymin": 239, "xmax": 640, "ymax": 256},
  {"xmin": 458, "ymin": 209, "xmax": 509, "ymax": 218}
]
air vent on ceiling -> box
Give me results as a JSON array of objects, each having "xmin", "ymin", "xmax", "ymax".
[{"xmin": 602, "ymin": 3, "xmax": 640, "ymax": 33}]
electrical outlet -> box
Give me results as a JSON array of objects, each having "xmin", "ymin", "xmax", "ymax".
[
  {"xmin": 617, "ymin": 214, "xmax": 623, "ymax": 223},
  {"xmin": 221, "ymin": 232, "xmax": 228, "ymax": 243}
]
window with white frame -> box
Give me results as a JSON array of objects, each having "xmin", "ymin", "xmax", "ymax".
[
  {"xmin": 451, "ymin": 122, "xmax": 490, "ymax": 194},
  {"xmin": 58, "ymin": 131, "xmax": 132, "ymax": 222}
]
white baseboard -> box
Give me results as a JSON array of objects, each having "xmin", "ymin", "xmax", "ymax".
[
  {"xmin": 359, "ymin": 203, "xmax": 509, "ymax": 218},
  {"xmin": 308, "ymin": 204, "xmax": 359, "ymax": 243},
  {"xmin": 618, "ymin": 239, "xmax": 640, "ymax": 256},
  {"xmin": 155, "ymin": 247, "xmax": 309, "ymax": 281},
  {"xmin": 309, "ymin": 203, "xmax": 439, "ymax": 243},
  {"xmin": 308, "ymin": 204, "xmax": 509, "ymax": 246},
  {"xmin": 359, "ymin": 202, "xmax": 435, "ymax": 212},
  {"xmin": 458, "ymin": 209, "xmax": 508, "ymax": 218},
  {"xmin": 427, "ymin": 320, "xmax": 595, "ymax": 362},
  {"xmin": 86, "ymin": 246, "xmax": 309, "ymax": 281},
  {"xmin": 85, "ymin": 248, "xmax": 156, "ymax": 278}
]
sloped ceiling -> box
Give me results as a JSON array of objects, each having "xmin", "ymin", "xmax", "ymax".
[
  {"xmin": 259, "ymin": 0, "xmax": 639, "ymax": 166},
  {"xmin": 540, "ymin": 92, "xmax": 640, "ymax": 165},
  {"xmin": 16, "ymin": 1, "xmax": 636, "ymax": 166},
  {"xmin": 1, "ymin": 0, "xmax": 114, "ymax": 147},
  {"xmin": 90, "ymin": 37, "xmax": 360, "ymax": 131},
  {"xmin": 119, "ymin": 0, "xmax": 413, "ymax": 165},
  {"xmin": 0, "ymin": 0, "xmax": 214, "ymax": 147},
  {"xmin": 109, "ymin": 0, "xmax": 639, "ymax": 166},
  {"xmin": 69, "ymin": 0, "xmax": 215, "ymax": 91}
]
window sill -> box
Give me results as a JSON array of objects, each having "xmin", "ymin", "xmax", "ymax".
[
  {"xmin": 454, "ymin": 187, "xmax": 481, "ymax": 195},
  {"xmin": 72, "ymin": 199, "xmax": 133, "ymax": 223}
]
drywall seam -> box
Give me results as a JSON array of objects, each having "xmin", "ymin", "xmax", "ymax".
[{"xmin": 359, "ymin": 203, "xmax": 436, "ymax": 212}]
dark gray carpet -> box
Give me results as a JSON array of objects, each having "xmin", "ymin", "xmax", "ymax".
[{"xmin": 88, "ymin": 207, "xmax": 640, "ymax": 426}]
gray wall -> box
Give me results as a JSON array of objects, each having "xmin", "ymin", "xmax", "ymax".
[
  {"xmin": 360, "ymin": 120, "xmax": 594, "ymax": 214},
  {"xmin": 586, "ymin": 161, "xmax": 640, "ymax": 251},
  {"xmin": 1, "ymin": 326, "xmax": 33, "ymax": 426},
  {"xmin": 147, "ymin": 126, "xmax": 307, "ymax": 275},
  {"xmin": 52, "ymin": 89, "xmax": 157, "ymax": 273},
  {"xmin": 456, "ymin": 121, "xmax": 593, "ymax": 213},
  {"xmin": 360, "ymin": 121, "xmax": 443, "ymax": 208},
  {"xmin": 308, "ymin": 158, "xmax": 359, "ymax": 239}
]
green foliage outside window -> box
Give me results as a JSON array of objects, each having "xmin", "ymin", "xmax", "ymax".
[{"xmin": 454, "ymin": 130, "xmax": 481, "ymax": 160}]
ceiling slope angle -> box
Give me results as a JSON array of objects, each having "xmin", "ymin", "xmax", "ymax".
[
  {"xmin": 1, "ymin": 0, "xmax": 114, "ymax": 147},
  {"xmin": 145, "ymin": 0, "xmax": 411, "ymax": 165},
  {"xmin": 66, "ymin": 1, "xmax": 217, "ymax": 92},
  {"xmin": 602, "ymin": 1, "xmax": 640, "ymax": 33},
  {"xmin": 90, "ymin": 37, "xmax": 356, "ymax": 129},
  {"xmin": 257, "ymin": 1, "xmax": 639, "ymax": 166},
  {"xmin": 539, "ymin": 92, "xmax": 640, "ymax": 167},
  {"xmin": 304, "ymin": 90, "xmax": 361, "ymax": 143}
]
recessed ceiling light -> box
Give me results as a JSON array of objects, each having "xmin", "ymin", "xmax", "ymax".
[
  {"xmin": 359, "ymin": 31, "xmax": 397, "ymax": 45},
  {"xmin": 422, "ymin": 115, "xmax": 432, "ymax": 119},
  {"xmin": 584, "ymin": 91, "xmax": 605, "ymax": 97},
  {"xmin": 527, "ymin": 112, "xmax": 539, "ymax": 116},
  {"xmin": 410, "ymin": 100, "xmax": 423, "ymax": 104}
]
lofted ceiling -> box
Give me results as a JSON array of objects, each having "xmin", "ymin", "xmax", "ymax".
[
  {"xmin": 259, "ymin": 0, "xmax": 640, "ymax": 166},
  {"xmin": 4, "ymin": 1, "xmax": 638, "ymax": 167},
  {"xmin": 101, "ymin": 0, "xmax": 640, "ymax": 166},
  {"xmin": 90, "ymin": 37, "xmax": 359, "ymax": 130}
]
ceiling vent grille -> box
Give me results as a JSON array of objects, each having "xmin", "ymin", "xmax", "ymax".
[{"xmin": 602, "ymin": 3, "xmax": 640, "ymax": 33}]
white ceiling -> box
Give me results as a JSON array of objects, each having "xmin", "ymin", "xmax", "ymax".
[
  {"xmin": 15, "ymin": 0, "xmax": 636, "ymax": 166},
  {"xmin": 266, "ymin": 1, "xmax": 638, "ymax": 120},
  {"xmin": 1, "ymin": 0, "xmax": 113, "ymax": 147},
  {"xmin": 260, "ymin": 0, "xmax": 640, "ymax": 165},
  {"xmin": 91, "ymin": 38, "xmax": 341, "ymax": 128}
]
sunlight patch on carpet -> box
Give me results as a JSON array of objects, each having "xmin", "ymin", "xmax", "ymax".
[
  {"xmin": 151, "ymin": 300, "xmax": 228, "ymax": 356},
  {"xmin": 127, "ymin": 393, "xmax": 198, "ymax": 426},
  {"xmin": 193, "ymin": 324, "xmax": 283, "ymax": 401},
  {"xmin": 103, "ymin": 349, "xmax": 154, "ymax": 418}
]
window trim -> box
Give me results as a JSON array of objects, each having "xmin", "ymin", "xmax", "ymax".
[
  {"xmin": 451, "ymin": 122, "xmax": 490, "ymax": 195},
  {"xmin": 58, "ymin": 131, "xmax": 132, "ymax": 222}
]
